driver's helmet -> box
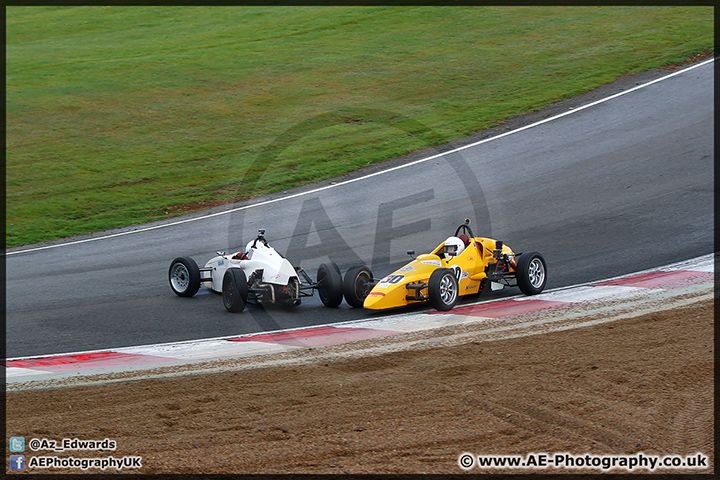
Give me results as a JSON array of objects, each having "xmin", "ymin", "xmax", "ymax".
[{"xmin": 444, "ymin": 236, "xmax": 465, "ymax": 257}]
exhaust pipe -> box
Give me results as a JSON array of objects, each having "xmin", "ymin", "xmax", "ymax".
[{"xmin": 291, "ymin": 299, "xmax": 301, "ymax": 306}]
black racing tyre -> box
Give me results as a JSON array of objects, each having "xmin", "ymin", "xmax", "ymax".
[
  {"xmin": 222, "ymin": 268, "xmax": 248, "ymax": 313},
  {"xmin": 428, "ymin": 268, "xmax": 459, "ymax": 311},
  {"xmin": 169, "ymin": 257, "xmax": 201, "ymax": 297},
  {"xmin": 317, "ymin": 262, "xmax": 343, "ymax": 308},
  {"xmin": 343, "ymin": 264, "xmax": 374, "ymax": 308},
  {"xmin": 516, "ymin": 252, "xmax": 547, "ymax": 295}
]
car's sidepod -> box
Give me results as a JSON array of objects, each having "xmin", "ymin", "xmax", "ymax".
[
  {"xmin": 363, "ymin": 254, "xmax": 444, "ymax": 310},
  {"xmin": 203, "ymin": 245, "xmax": 297, "ymax": 293}
]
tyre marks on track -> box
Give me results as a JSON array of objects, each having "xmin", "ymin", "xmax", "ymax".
[{"xmin": 468, "ymin": 396, "xmax": 624, "ymax": 451}]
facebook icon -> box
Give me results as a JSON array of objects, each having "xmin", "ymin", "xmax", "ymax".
[{"xmin": 9, "ymin": 455, "xmax": 25, "ymax": 471}]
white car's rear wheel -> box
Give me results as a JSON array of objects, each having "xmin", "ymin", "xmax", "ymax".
[
  {"xmin": 223, "ymin": 268, "xmax": 248, "ymax": 313},
  {"xmin": 317, "ymin": 262, "xmax": 343, "ymax": 308}
]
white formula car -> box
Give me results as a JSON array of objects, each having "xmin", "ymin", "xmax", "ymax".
[{"xmin": 169, "ymin": 230, "xmax": 343, "ymax": 313}]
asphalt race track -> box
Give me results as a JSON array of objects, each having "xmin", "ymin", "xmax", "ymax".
[{"xmin": 6, "ymin": 60, "xmax": 713, "ymax": 359}]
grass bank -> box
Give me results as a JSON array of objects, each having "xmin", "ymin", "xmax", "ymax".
[{"xmin": 6, "ymin": 6, "xmax": 714, "ymax": 247}]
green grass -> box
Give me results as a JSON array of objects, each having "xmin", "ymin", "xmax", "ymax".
[{"xmin": 6, "ymin": 5, "xmax": 714, "ymax": 247}]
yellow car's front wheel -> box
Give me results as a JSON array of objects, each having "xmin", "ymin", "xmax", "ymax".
[
  {"xmin": 428, "ymin": 268, "xmax": 459, "ymax": 311},
  {"xmin": 343, "ymin": 264, "xmax": 374, "ymax": 308}
]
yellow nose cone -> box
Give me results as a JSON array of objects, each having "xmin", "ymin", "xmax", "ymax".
[{"xmin": 363, "ymin": 291, "xmax": 388, "ymax": 310}]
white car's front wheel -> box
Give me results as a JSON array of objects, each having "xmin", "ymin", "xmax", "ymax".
[{"xmin": 169, "ymin": 257, "xmax": 201, "ymax": 297}]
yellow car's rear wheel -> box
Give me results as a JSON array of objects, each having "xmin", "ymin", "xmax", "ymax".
[{"xmin": 516, "ymin": 252, "xmax": 547, "ymax": 295}]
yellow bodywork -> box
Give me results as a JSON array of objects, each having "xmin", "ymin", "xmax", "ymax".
[{"xmin": 363, "ymin": 237, "xmax": 516, "ymax": 310}]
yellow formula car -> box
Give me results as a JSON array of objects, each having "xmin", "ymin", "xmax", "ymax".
[{"xmin": 342, "ymin": 219, "xmax": 547, "ymax": 311}]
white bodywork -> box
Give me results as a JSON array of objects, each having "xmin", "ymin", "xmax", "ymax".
[{"xmin": 203, "ymin": 242, "xmax": 297, "ymax": 293}]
